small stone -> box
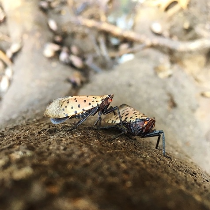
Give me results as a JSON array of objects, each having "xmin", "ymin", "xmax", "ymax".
[
  {"xmin": 201, "ymin": 91, "xmax": 210, "ymax": 98},
  {"xmin": 151, "ymin": 22, "xmax": 163, "ymax": 35},
  {"xmin": 48, "ymin": 19, "xmax": 58, "ymax": 32},
  {"xmin": 0, "ymin": 75, "xmax": 9, "ymax": 92},
  {"xmin": 12, "ymin": 166, "xmax": 33, "ymax": 180},
  {"xmin": 43, "ymin": 43, "xmax": 61, "ymax": 58},
  {"xmin": 69, "ymin": 55, "xmax": 84, "ymax": 69}
]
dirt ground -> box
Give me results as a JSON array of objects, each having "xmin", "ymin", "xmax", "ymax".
[
  {"xmin": 1, "ymin": 0, "xmax": 210, "ymax": 209},
  {"xmin": 0, "ymin": 118, "xmax": 210, "ymax": 210}
]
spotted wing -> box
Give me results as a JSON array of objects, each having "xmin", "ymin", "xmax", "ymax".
[
  {"xmin": 104, "ymin": 104, "xmax": 147, "ymax": 124},
  {"xmin": 44, "ymin": 95, "xmax": 110, "ymax": 118}
]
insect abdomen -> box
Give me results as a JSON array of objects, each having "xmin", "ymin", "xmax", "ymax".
[
  {"xmin": 122, "ymin": 120, "xmax": 145, "ymax": 136},
  {"xmin": 44, "ymin": 98, "xmax": 67, "ymax": 118},
  {"xmin": 44, "ymin": 95, "xmax": 110, "ymax": 118}
]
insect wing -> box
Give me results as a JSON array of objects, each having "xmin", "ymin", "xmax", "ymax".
[
  {"xmin": 119, "ymin": 104, "xmax": 148, "ymax": 122},
  {"xmin": 44, "ymin": 95, "xmax": 110, "ymax": 118},
  {"xmin": 104, "ymin": 104, "xmax": 147, "ymax": 124}
]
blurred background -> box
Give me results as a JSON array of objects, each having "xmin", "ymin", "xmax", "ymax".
[{"xmin": 0, "ymin": 0, "xmax": 210, "ymax": 174}]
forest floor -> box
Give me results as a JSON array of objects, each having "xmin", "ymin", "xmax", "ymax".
[{"xmin": 1, "ymin": 0, "xmax": 210, "ymax": 209}]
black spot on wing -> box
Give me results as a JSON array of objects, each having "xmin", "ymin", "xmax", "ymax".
[{"xmin": 115, "ymin": 115, "xmax": 119, "ymax": 120}]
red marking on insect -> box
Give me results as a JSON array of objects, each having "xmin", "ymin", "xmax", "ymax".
[
  {"xmin": 108, "ymin": 98, "xmax": 112, "ymax": 103},
  {"xmin": 103, "ymin": 104, "xmax": 166, "ymax": 156},
  {"xmin": 44, "ymin": 94, "xmax": 122, "ymax": 130}
]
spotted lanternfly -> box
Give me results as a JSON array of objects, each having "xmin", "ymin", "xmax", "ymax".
[
  {"xmin": 44, "ymin": 94, "xmax": 122, "ymax": 129},
  {"xmin": 103, "ymin": 104, "xmax": 166, "ymax": 156}
]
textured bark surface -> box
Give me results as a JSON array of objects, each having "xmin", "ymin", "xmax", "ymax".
[{"xmin": 0, "ymin": 119, "xmax": 210, "ymax": 210}]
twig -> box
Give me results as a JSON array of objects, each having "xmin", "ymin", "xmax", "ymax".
[
  {"xmin": 85, "ymin": 56, "xmax": 102, "ymax": 73},
  {"xmin": 69, "ymin": 16, "xmax": 210, "ymax": 52},
  {"xmin": 109, "ymin": 44, "xmax": 147, "ymax": 58},
  {"xmin": 98, "ymin": 35, "xmax": 111, "ymax": 62},
  {"xmin": 88, "ymin": 32, "xmax": 101, "ymax": 56},
  {"xmin": 0, "ymin": 50, "xmax": 12, "ymax": 66}
]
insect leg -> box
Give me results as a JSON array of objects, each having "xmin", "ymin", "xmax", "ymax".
[
  {"xmin": 102, "ymin": 106, "xmax": 123, "ymax": 127},
  {"xmin": 94, "ymin": 109, "xmax": 109, "ymax": 126},
  {"xmin": 143, "ymin": 130, "xmax": 165, "ymax": 156},
  {"xmin": 161, "ymin": 131, "xmax": 166, "ymax": 156},
  {"xmin": 94, "ymin": 106, "xmax": 122, "ymax": 127},
  {"xmin": 113, "ymin": 106, "xmax": 123, "ymax": 129},
  {"xmin": 110, "ymin": 131, "xmax": 126, "ymax": 140},
  {"xmin": 99, "ymin": 125, "xmax": 118, "ymax": 130},
  {"xmin": 70, "ymin": 107, "xmax": 98, "ymax": 130},
  {"xmin": 155, "ymin": 135, "xmax": 161, "ymax": 149},
  {"xmin": 94, "ymin": 111, "xmax": 102, "ymax": 126}
]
